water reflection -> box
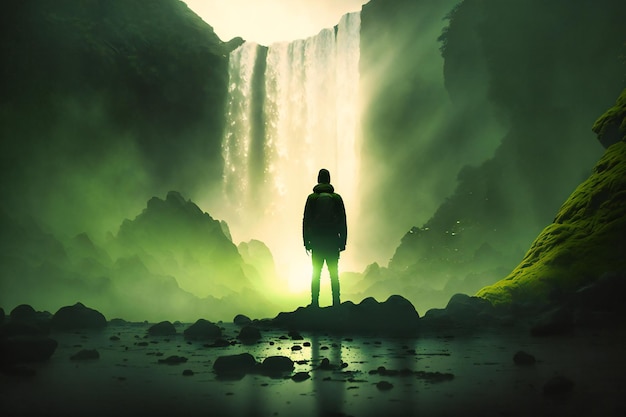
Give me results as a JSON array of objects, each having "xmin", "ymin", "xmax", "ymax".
[{"xmin": 311, "ymin": 334, "xmax": 345, "ymax": 416}]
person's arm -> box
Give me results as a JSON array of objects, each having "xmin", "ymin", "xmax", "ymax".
[
  {"xmin": 303, "ymin": 195, "xmax": 313, "ymax": 249},
  {"xmin": 336, "ymin": 195, "xmax": 347, "ymax": 250}
]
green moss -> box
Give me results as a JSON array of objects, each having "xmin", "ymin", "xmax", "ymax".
[
  {"xmin": 477, "ymin": 140, "xmax": 626, "ymax": 307},
  {"xmin": 592, "ymin": 89, "xmax": 626, "ymax": 145}
]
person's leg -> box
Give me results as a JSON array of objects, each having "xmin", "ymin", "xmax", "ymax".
[
  {"xmin": 311, "ymin": 249, "xmax": 324, "ymax": 307},
  {"xmin": 326, "ymin": 250, "xmax": 340, "ymax": 307}
]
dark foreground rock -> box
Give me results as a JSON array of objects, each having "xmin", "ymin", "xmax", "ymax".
[
  {"xmin": 51, "ymin": 303, "xmax": 107, "ymax": 331},
  {"xmin": 0, "ymin": 335, "xmax": 58, "ymax": 364},
  {"xmin": 213, "ymin": 353, "xmax": 257, "ymax": 377},
  {"xmin": 237, "ymin": 326, "xmax": 261, "ymax": 343},
  {"xmin": 270, "ymin": 295, "xmax": 420, "ymax": 335},
  {"xmin": 184, "ymin": 319, "xmax": 221, "ymax": 340}
]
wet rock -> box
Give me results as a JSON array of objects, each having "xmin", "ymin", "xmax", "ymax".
[
  {"xmin": 184, "ymin": 319, "xmax": 221, "ymax": 340},
  {"xmin": 271, "ymin": 295, "xmax": 420, "ymax": 334},
  {"xmin": 543, "ymin": 376, "xmax": 574, "ymax": 397},
  {"xmin": 237, "ymin": 326, "xmax": 261, "ymax": 343},
  {"xmin": 158, "ymin": 355, "xmax": 188, "ymax": 365},
  {"xmin": 291, "ymin": 371, "xmax": 310, "ymax": 382},
  {"xmin": 148, "ymin": 321, "xmax": 176, "ymax": 336},
  {"xmin": 318, "ymin": 358, "xmax": 335, "ymax": 370},
  {"xmin": 182, "ymin": 369, "xmax": 194, "ymax": 376},
  {"xmin": 213, "ymin": 353, "xmax": 257, "ymax": 376},
  {"xmin": 70, "ymin": 349, "xmax": 100, "ymax": 360},
  {"xmin": 288, "ymin": 330, "xmax": 303, "ymax": 340},
  {"xmin": 513, "ymin": 350, "xmax": 536, "ymax": 366},
  {"xmin": 376, "ymin": 381, "xmax": 393, "ymax": 390},
  {"xmin": 51, "ymin": 303, "xmax": 107, "ymax": 331},
  {"xmin": 423, "ymin": 293, "xmax": 495, "ymax": 328},
  {"xmin": 261, "ymin": 356, "xmax": 294, "ymax": 375},
  {"xmin": 109, "ymin": 336, "xmax": 120, "ymax": 341},
  {"xmin": 233, "ymin": 314, "xmax": 252, "ymax": 326},
  {"xmin": 1, "ymin": 336, "xmax": 58, "ymax": 363},
  {"xmin": 291, "ymin": 345, "xmax": 302, "ymax": 351}
]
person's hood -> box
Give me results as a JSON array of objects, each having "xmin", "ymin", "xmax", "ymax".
[{"xmin": 313, "ymin": 183, "xmax": 334, "ymax": 193}]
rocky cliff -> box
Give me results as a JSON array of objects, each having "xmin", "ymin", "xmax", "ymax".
[{"xmin": 477, "ymin": 90, "xmax": 626, "ymax": 309}]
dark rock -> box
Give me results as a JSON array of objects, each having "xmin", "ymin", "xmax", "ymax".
[
  {"xmin": 51, "ymin": 303, "xmax": 107, "ymax": 331},
  {"xmin": 261, "ymin": 356, "xmax": 294, "ymax": 375},
  {"xmin": 0, "ymin": 307, "xmax": 4, "ymax": 324},
  {"xmin": 148, "ymin": 321, "xmax": 176, "ymax": 336},
  {"xmin": 270, "ymin": 295, "xmax": 420, "ymax": 334},
  {"xmin": 1, "ymin": 321, "xmax": 47, "ymax": 337},
  {"xmin": 376, "ymin": 381, "xmax": 393, "ymax": 390},
  {"xmin": 1, "ymin": 336, "xmax": 58, "ymax": 363},
  {"xmin": 182, "ymin": 369, "xmax": 194, "ymax": 376},
  {"xmin": 110, "ymin": 336, "xmax": 120, "ymax": 341},
  {"xmin": 318, "ymin": 358, "xmax": 334, "ymax": 370},
  {"xmin": 543, "ymin": 376, "xmax": 575, "ymax": 397},
  {"xmin": 10, "ymin": 304, "xmax": 37, "ymax": 322},
  {"xmin": 291, "ymin": 345, "xmax": 302, "ymax": 351},
  {"xmin": 233, "ymin": 314, "xmax": 252, "ymax": 326},
  {"xmin": 184, "ymin": 319, "xmax": 221, "ymax": 340},
  {"xmin": 158, "ymin": 355, "xmax": 188, "ymax": 365},
  {"xmin": 237, "ymin": 326, "xmax": 261, "ymax": 343},
  {"xmin": 70, "ymin": 349, "xmax": 100, "ymax": 360},
  {"xmin": 288, "ymin": 330, "xmax": 303, "ymax": 340},
  {"xmin": 213, "ymin": 353, "xmax": 257, "ymax": 376},
  {"xmin": 291, "ymin": 371, "xmax": 310, "ymax": 382},
  {"xmin": 109, "ymin": 318, "xmax": 129, "ymax": 326},
  {"xmin": 513, "ymin": 351, "xmax": 536, "ymax": 366},
  {"xmin": 415, "ymin": 371, "xmax": 455, "ymax": 382}
]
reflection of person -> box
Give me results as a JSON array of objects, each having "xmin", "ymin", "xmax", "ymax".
[{"xmin": 302, "ymin": 168, "xmax": 347, "ymax": 307}]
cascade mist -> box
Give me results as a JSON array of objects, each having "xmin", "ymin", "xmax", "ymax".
[{"xmin": 217, "ymin": 12, "xmax": 361, "ymax": 288}]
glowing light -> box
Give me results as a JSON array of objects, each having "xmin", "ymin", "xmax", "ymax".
[{"xmin": 182, "ymin": 0, "xmax": 369, "ymax": 45}]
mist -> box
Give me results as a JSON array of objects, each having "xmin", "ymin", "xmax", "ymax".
[{"xmin": 1, "ymin": 0, "xmax": 625, "ymax": 321}]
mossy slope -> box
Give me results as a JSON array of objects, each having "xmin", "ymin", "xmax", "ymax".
[{"xmin": 477, "ymin": 90, "xmax": 626, "ymax": 307}]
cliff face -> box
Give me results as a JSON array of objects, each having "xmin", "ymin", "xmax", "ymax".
[
  {"xmin": 477, "ymin": 90, "xmax": 626, "ymax": 308},
  {"xmin": 0, "ymin": 0, "xmax": 241, "ymax": 238},
  {"xmin": 358, "ymin": 0, "xmax": 626, "ymax": 312}
]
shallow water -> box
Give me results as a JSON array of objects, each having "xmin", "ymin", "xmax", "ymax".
[{"xmin": 1, "ymin": 322, "xmax": 625, "ymax": 416}]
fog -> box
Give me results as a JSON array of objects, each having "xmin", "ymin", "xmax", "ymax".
[{"xmin": 1, "ymin": 0, "xmax": 624, "ymax": 321}]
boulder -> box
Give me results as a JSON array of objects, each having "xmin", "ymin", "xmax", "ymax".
[
  {"xmin": 213, "ymin": 353, "xmax": 257, "ymax": 376},
  {"xmin": 233, "ymin": 314, "xmax": 252, "ymax": 326},
  {"xmin": 261, "ymin": 356, "xmax": 294, "ymax": 376},
  {"xmin": 0, "ymin": 335, "xmax": 58, "ymax": 363},
  {"xmin": 237, "ymin": 326, "xmax": 261, "ymax": 343},
  {"xmin": 148, "ymin": 321, "xmax": 177, "ymax": 336},
  {"xmin": 51, "ymin": 303, "xmax": 107, "ymax": 331},
  {"xmin": 9, "ymin": 304, "xmax": 37, "ymax": 322},
  {"xmin": 513, "ymin": 351, "xmax": 536, "ymax": 366},
  {"xmin": 183, "ymin": 319, "xmax": 221, "ymax": 340}
]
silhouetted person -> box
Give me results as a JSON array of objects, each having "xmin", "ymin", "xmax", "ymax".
[{"xmin": 303, "ymin": 168, "xmax": 347, "ymax": 307}]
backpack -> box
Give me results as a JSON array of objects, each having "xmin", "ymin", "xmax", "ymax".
[{"xmin": 313, "ymin": 192, "xmax": 338, "ymax": 227}]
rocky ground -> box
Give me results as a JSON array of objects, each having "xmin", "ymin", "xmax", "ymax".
[{"xmin": 1, "ymin": 300, "xmax": 626, "ymax": 417}]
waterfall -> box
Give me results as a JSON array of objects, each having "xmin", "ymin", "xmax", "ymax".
[{"xmin": 220, "ymin": 12, "xmax": 361, "ymax": 284}]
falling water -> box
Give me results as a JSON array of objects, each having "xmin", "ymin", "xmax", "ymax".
[{"xmin": 220, "ymin": 12, "xmax": 361, "ymax": 286}]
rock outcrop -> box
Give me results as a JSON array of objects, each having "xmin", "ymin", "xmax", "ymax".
[
  {"xmin": 477, "ymin": 90, "xmax": 626, "ymax": 311},
  {"xmin": 269, "ymin": 295, "xmax": 420, "ymax": 335}
]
